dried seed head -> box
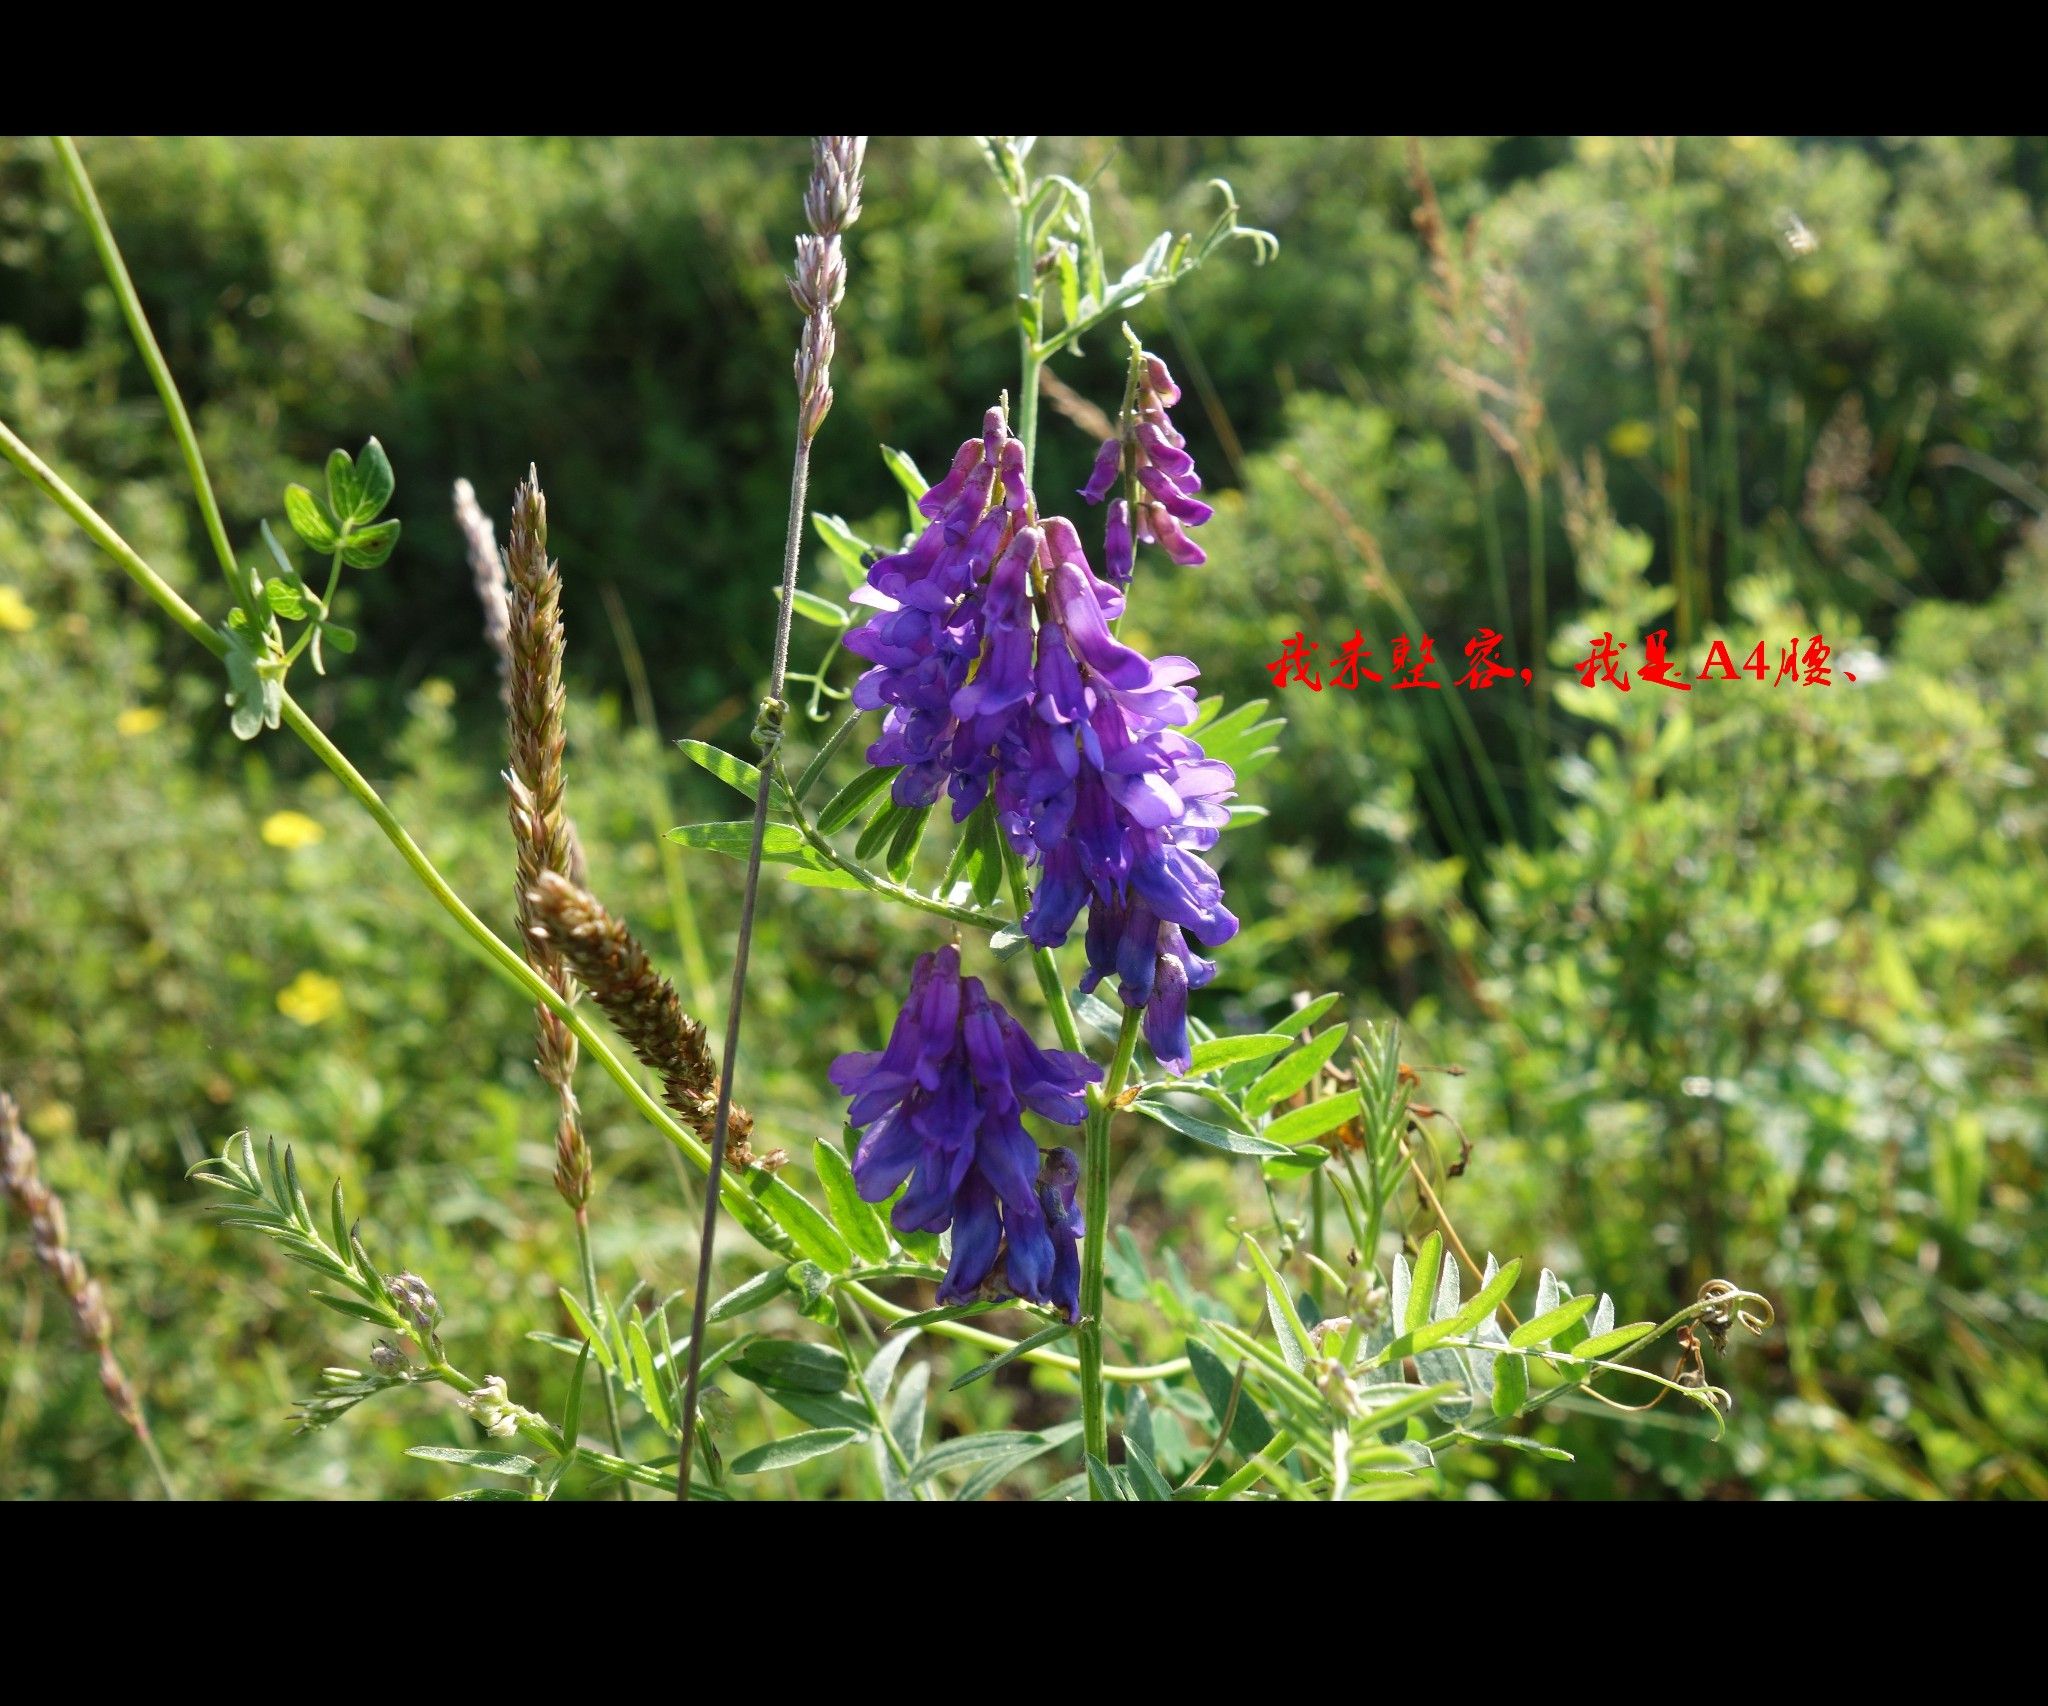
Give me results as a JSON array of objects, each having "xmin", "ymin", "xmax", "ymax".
[
  {"xmin": 1, "ymin": 1089, "xmax": 151, "ymax": 1440},
  {"xmin": 453, "ymin": 478, "xmax": 513, "ymax": 707},
  {"xmin": 789, "ymin": 135, "xmax": 866, "ymax": 443},
  {"xmin": 526, "ymin": 872, "xmax": 781, "ymax": 1170}
]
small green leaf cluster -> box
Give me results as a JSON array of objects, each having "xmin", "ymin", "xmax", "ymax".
[{"xmin": 220, "ymin": 439, "xmax": 396, "ymax": 738}]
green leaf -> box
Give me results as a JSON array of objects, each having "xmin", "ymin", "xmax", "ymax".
[
  {"xmin": 882, "ymin": 1362, "xmax": 929, "ymax": 1500},
  {"xmin": 1245, "ymin": 1023, "xmax": 1350, "ymax": 1115},
  {"xmin": 812, "ymin": 512, "xmax": 876, "ymax": 589},
  {"xmin": 263, "ymin": 577, "xmax": 308, "ymax": 619},
  {"xmin": 1135, "ymin": 1095, "xmax": 1291, "ymax": 1158},
  {"xmin": 677, "ymin": 739, "xmax": 761, "ymax": 799},
  {"xmin": 626, "ymin": 1313, "xmax": 675, "ymax": 1433},
  {"xmin": 1187, "ymin": 1033, "xmax": 1294, "ymax": 1074},
  {"xmin": 309, "ymin": 1290, "xmax": 392, "ymax": 1326},
  {"xmin": 1242, "ymin": 1237, "xmax": 1315, "ymax": 1372},
  {"xmin": 405, "ymin": 1446, "xmax": 540, "ymax": 1477},
  {"xmin": 777, "ymin": 586, "xmax": 849, "ymax": 627},
  {"xmin": 885, "ymin": 802, "xmax": 931, "ymax": 881},
  {"xmin": 1487, "ymin": 1432, "xmax": 1573, "ymax": 1461},
  {"xmin": 442, "ymin": 1487, "xmax": 530, "ymax": 1501},
  {"xmin": 1085, "ymin": 1453, "xmax": 1131, "ymax": 1501},
  {"xmin": 911, "ymin": 1430, "xmax": 1057, "ymax": 1485},
  {"xmin": 880, "ymin": 445, "xmax": 928, "ymax": 529},
  {"xmin": 284, "ymin": 484, "xmax": 340, "ymax": 552},
  {"xmin": 887, "ymin": 1299, "xmax": 1007, "ymax": 1332},
  {"xmin": 339, "ymin": 518, "xmax": 400, "ymax": 569},
  {"xmin": 729, "ymin": 1340, "xmax": 850, "ymax": 1395},
  {"xmin": 1492, "ymin": 1350, "xmax": 1529, "ymax": 1416},
  {"xmin": 818, "ymin": 766, "xmax": 898, "ymax": 836},
  {"xmin": 1570, "ymin": 1322, "xmax": 1659, "ymax": 1362},
  {"xmin": 665, "ymin": 821, "xmax": 827, "ymax": 869},
  {"xmin": 752, "ymin": 1175, "xmax": 853, "ymax": 1273},
  {"xmin": 854, "ymin": 799, "xmax": 909, "ymax": 864},
  {"xmin": 705, "ymin": 1269, "xmax": 788, "ymax": 1323},
  {"xmin": 556, "ymin": 1288, "xmax": 617, "ymax": 1376},
  {"xmin": 949, "ymin": 1323, "xmax": 1072, "ymax": 1391},
  {"xmin": 1403, "ymin": 1233, "xmax": 1444, "ymax": 1335},
  {"xmin": 1411, "ymin": 1257, "xmax": 1522, "ymax": 1353},
  {"xmin": 1508, "ymin": 1294, "xmax": 1598, "ymax": 1349},
  {"xmin": 1187, "ymin": 1337, "xmax": 1276, "ymax": 1456},
  {"xmin": 352, "ymin": 437, "xmax": 395, "ymax": 522},
  {"xmin": 321, "ymin": 622, "xmax": 357, "ymax": 653},
  {"xmin": 1123, "ymin": 1438, "xmax": 1175, "ymax": 1501},
  {"xmin": 325, "ymin": 448, "xmax": 361, "ymax": 525},
  {"xmin": 729, "ymin": 1428, "xmax": 860, "ymax": 1475},
  {"xmin": 1261, "ymin": 1148, "xmax": 1328, "ymax": 1183},
  {"xmin": 1263, "ymin": 1090, "xmax": 1364, "ymax": 1148},
  {"xmin": 813, "ymin": 1140, "xmax": 891, "ymax": 1265},
  {"xmin": 954, "ymin": 1419, "xmax": 1081, "ymax": 1502}
]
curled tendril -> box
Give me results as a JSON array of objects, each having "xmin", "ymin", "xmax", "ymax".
[{"xmin": 1696, "ymin": 1278, "xmax": 1774, "ymax": 1353}]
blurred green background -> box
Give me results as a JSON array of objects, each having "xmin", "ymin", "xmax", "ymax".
[{"xmin": 2, "ymin": 135, "xmax": 2043, "ymax": 1499}]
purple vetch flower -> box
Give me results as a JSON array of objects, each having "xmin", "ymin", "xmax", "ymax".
[
  {"xmin": 830, "ymin": 946, "xmax": 1101, "ymax": 1319},
  {"xmin": 843, "ymin": 394, "xmax": 1238, "ymax": 1074},
  {"xmin": 1079, "ymin": 351, "xmax": 1211, "ymax": 576}
]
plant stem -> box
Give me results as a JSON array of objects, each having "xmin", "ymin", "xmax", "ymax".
[
  {"xmin": 1015, "ymin": 195, "xmax": 1041, "ymax": 478},
  {"xmin": 0, "ymin": 419, "xmax": 795, "ymax": 1255},
  {"xmin": 51, "ymin": 136, "xmax": 260, "ymax": 631},
  {"xmin": 3, "ymin": 395, "xmax": 1187, "ymax": 1422},
  {"xmin": 675, "ymin": 416, "xmax": 814, "ymax": 1500},
  {"xmin": 835, "ymin": 1317, "xmax": 924, "ymax": 1499},
  {"xmin": 574, "ymin": 1210, "xmax": 632, "ymax": 1501},
  {"xmin": 776, "ymin": 752, "xmax": 1008, "ymax": 932},
  {"xmin": 842, "ymin": 1282, "xmax": 1186, "ymax": 1382},
  {"xmin": 1081, "ymin": 1006, "xmax": 1142, "ymax": 1486}
]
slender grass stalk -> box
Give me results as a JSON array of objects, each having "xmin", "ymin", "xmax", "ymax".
[
  {"xmin": 1, "ymin": 1091, "xmax": 179, "ymax": 1498},
  {"xmin": 674, "ymin": 135, "xmax": 866, "ymax": 1502},
  {"xmin": 495, "ymin": 471, "xmax": 629, "ymax": 1494},
  {"xmin": 51, "ymin": 136, "xmax": 260, "ymax": 631}
]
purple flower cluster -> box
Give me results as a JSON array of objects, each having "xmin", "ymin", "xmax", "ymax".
[
  {"xmin": 1080, "ymin": 353, "xmax": 1213, "ymax": 580},
  {"xmin": 831, "ymin": 947, "xmax": 1096, "ymax": 1318},
  {"xmin": 842, "ymin": 390, "xmax": 1237, "ymax": 1074}
]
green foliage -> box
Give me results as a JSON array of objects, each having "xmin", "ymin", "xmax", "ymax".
[{"xmin": 5, "ymin": 134, "xmax": 2046, "ymax": 1500}]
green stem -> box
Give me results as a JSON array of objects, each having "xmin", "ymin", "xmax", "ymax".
[
  {"xmin": 574, "ymin": 1211, "xmax": 632, "ymax": 1501},
  {"xmin": 836, "ymin": 1318, "xmax": 924, "ymax": 1499},
  {"xmin": 1207, "ymin": 1430, "xmax": 1294, "ymax": 1500},
  {"xmin": 1014, "ymin": 195, "xmax": 1041, "ymax": 479},
  {"xmin": 774, "ymin": 753, "xmax": 1008, "ymax": 932},
  {"xmin": 1000, "ymin": 843, "xmax": 1083, "ymax": 1057},
  {"xmin": 1081, "ymin": 1006, "xmax": 1143, "ymax": 1487},
  {"xmin": 3, "ymin": 366, "xmax": 1186, "ymax": 1441},
  {"xmin": 842, "ymin": 1281, "xmax": 1186, "ymax": 1383},
  {"xmin": 0, "ymin": 418, "xmax": 800, "ymax": 1258},
  {"xmin": 51, "ymin": 136, "xmax": 262, "ymax": 632}
]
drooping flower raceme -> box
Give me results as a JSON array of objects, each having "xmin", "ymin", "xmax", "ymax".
[
  {"xmin": 841, "ymin": 394, "xmax": 1238, "ymax": 1075},
  {"xmin": 1081, "ymin": 353, "xmax": 1213, "ymax": 581},
  {"xmin": 831, "ymin": 946, "xmax": 1098, "ymax": 1318}
]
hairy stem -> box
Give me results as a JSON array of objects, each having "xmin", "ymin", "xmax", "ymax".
[{"xmin": 1081, "ymin": 1005, "xmax": 1143, "ymax": 1484}]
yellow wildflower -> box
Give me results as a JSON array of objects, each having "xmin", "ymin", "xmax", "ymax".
[
  {"xmin": 277, "ymin": 971, "xmax": 344, "ymax": 1026},
  {"xmin": 261, "ymin": 810, "xmax": 326, "ymax": 849},
  {"xmin": 1605, "ymin": 420, "xmax": 1657, "ymax": 459},
  {"xmin": 0, "ymin": 586, "xmax": 35, "ymax": 632},
  {"xmin": 116, "ymin": 707, "xmax": 166, "ymax": 738}
]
